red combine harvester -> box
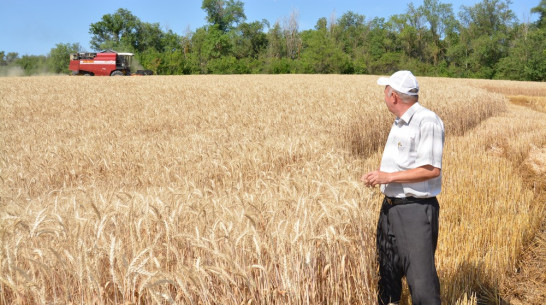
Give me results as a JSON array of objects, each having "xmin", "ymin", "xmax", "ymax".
[{"xmin": 69, "ymin": 51, "xmax": 152, "ymax": 76}]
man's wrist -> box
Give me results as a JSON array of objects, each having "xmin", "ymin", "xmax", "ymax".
[{"xmin": 385, "ymin": 172, "xmax": 394, "ymax": 184}]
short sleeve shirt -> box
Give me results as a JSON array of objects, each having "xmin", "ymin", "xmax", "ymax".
[{"xmin": 380, "ymin": 102, "xmax": 445, "ymax": 198}]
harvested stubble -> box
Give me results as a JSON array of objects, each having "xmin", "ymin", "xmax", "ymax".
[
  {"xmin": 0, "ymin": 75, "xmax": 544, "ymax": 305},
  {"xmin": 439, "ymin": 103, "xmax": 546, "ymax": 304}
]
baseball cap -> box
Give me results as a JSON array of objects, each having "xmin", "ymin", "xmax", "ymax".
[{"xmin": 377, "ymin": 70, "xmax": 419, "ymax": 96}]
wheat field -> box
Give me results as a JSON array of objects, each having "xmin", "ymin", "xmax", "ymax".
[{"xmin": 1, "ymin": 75, "xmax": 545, "ymax": 304}]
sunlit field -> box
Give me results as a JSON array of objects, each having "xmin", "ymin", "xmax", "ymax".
[{"xmin": 1, "ymin": 75, "xmax": 545, "ymax": 304}]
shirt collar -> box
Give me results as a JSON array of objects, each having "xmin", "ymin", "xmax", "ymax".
[{"xmin": 396, "ymin": 102, "xmax": 422, "ymax": 125}]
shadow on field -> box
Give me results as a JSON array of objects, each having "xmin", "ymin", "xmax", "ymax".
[{"xmin": 442, "ymin": 261, "xmax": 512, "ymax": 305}]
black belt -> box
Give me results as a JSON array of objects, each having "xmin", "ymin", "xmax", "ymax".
[{"xmin": 385, "ymin": 196, "xmax": 433, "ymax": 205}]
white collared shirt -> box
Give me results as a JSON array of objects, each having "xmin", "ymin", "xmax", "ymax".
[{"xmin": 380, "ymin": 102, "xmax": 445, "ymax": 198}]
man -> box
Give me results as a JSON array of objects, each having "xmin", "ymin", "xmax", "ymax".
[{"xmin": 362, "ymin": 70, "xmax": 444, "ymax": 305}]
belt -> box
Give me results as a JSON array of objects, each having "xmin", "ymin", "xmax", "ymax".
[{"xmin": 385, "ymin": 196, "xmax": 432, "ymax": 205}]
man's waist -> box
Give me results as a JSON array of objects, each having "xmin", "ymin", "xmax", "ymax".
[
  {"xmin": 384, "ymin": 196, "xmax": 436, "ymax": 205},
  {"xmin": 381, "ymin": 181, "xmax": 441, "ymax": 199}
]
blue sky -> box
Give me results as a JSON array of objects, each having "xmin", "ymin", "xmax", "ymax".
[{"xmin": 0, "ymin": 0, "xmax": 540, "ymax": 56}]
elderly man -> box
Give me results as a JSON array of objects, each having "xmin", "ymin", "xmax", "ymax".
[{"xmin": 362, "ymin": 71, "xmax": 444, "ymax": 305}]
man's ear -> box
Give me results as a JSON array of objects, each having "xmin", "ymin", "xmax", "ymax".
[{"xmin": 392, "ymin": 92, "xmax": 400, "ymax": 104}]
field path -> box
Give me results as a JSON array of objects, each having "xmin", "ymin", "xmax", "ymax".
[
  {"xmin": 500, "ymin": 104, "xmax": 546, "ymax": 305},
  {"xmin": 472, "ymin": 84, "xmax": 546, "ymax": 304},
  {"xmin": 503, "ymin": 219, "xmax": 546, "ymax": 304},
  {"xmin": 465, "ymin": 80, "xmax": 546, "ymax": 304}
]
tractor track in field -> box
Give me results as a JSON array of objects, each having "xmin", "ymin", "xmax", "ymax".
[
  {"xmin": 499, "ymin": 99, "xmax": 546, "ymax": 305},
  {"xmin": 501, "ymin": 182, "xmax": 545, "ymax": 304},
  {"xmin": 501, "ymin": 154, "xmax": 546, "ymax": 305}
]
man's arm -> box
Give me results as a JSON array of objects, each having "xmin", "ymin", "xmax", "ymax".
[{"xmin": 361, "ymin": 165, "xmax": 440, "ymax": 187}]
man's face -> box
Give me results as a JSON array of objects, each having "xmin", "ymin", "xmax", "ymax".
[{"xmin": 383, "ymin": 86, "xmax": 396, "ymax": 114}]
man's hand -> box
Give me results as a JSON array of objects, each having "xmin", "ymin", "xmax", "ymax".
[{"xmin": 361, "ymin": 170, "xmax": 391, "ymax": 187}]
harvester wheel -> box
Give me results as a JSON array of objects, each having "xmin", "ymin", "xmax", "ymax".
[{"xmin": 111, "ymin": 70, "xmax": 124, "ymax": 76}]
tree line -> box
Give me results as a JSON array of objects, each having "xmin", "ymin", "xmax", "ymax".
[{"xmin": 1, "ymin": 0, "xmax": 544, "ymax": 80}]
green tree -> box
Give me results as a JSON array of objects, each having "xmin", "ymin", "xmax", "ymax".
[
  {"xmin": 265, "ymin": 22, "xmax": 298, "ymax": 73},
  {"xmin": 76, "ymin": 1, "xmax": 539, "ymax": 78},
  {"xmin": 1, "ymin": 52, "xmax": 19, "ymax": 65},
  {"xmin": 89, "ymin": 8, "xmax": 140, "ymax": 51},
  {"xmin": 496, "ymin": 23, "xmax": 546, "ymax": 80},
  {"xmin": 203, "ymin": 25, "xmax": 232, "ymax": 59},
  {"xmin": 135, "ymin": 22, "xmax": 165, "ymax": 52},
  {"xmin": 266, "ymin": 21, "xmax": 286, "ymax": 59},
  {"xmin": 458, "ymin": 0, "xmax": 517, "ymax": 78},
  {"xmin": 137, "ymin": 48, "xmax": 162, "ymax": 74},
  {"xmin": 47, "ymin": 43, "xmax": 81, "ymax": 74},
  {"xmin": 15, "ymin": 55, "xmax": 47, "ymax": 76},
  {"xmin": 162, "ymin": 30, "xmax": 183, "ymax": 52},
  {"xmin": 189, "ymin": 27, "xmax": 208, "ymax": 73},
  {"xmin": 189, "ymin": 25, "xmax": 232, "ymax": 73},
  {"xmin": 419, "ymin": 0, "xmax": 457, "ymax": 67},
  {"xmin": 336, "ymin": 11, "xmax": 366, "ymax": 55},
  {"xmin": 89, "ymin": 8, "xmax": 180, "ymax": 55},
  {"xmin": 335, "ymin": 11, "xmax": 368, "ymax": 73},
  {"xmin": 0, "ymin": 51, "xmax": 21, "ymax": 76},
  {"xmin": 389, "ymin": 11, "xmax": 424, "ymax": 62},
  {"xmin": 232, "ymin": 21, "xmax": 268, "ymax": 59},
  {"xmin": 300, "ymin": 18, "xmax": 351, "ymax": 73},
  {"xmin": 531, "ymin": 0, "xmax": 546, "ymax": 29},
  {"xmin": 363, "ymin": 17, "xmax": 402, "ymax": 74},
  {"xmin": 201, "ymin": 0, "xmax": 246, "ymax": 33},
  {"xmin": 384, "ymin": 0, "xmax": 456, "ymax": 74}
]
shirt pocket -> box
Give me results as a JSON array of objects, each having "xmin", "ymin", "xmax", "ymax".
[{"xmin": 396, "ymin": 132, "xmax": 417, "ymax": 168}]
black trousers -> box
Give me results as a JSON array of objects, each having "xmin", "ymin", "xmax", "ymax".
[{"xmin": 376, "ymin": 197, "xmax": 441, "ymax": 305}]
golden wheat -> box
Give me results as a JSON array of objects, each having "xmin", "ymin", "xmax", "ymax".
[{"xmin": 0, "ymin": 75, "xmax": 544, "ymax": 304}]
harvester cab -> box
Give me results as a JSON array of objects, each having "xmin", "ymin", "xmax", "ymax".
[{"xmin": 116, "ymin": 52, "xmax": 133, "ymax": 71}]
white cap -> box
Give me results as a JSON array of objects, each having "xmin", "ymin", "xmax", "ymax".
[{"xmin": 377, "ymin": 70, "xmax": 419, "ymax": 96}]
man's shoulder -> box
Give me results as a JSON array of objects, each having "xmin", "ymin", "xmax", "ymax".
[{"xmin": 415, "ymin": 105, "xmax": 442, "ymax": 121}]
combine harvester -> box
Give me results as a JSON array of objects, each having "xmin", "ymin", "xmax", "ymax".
[{"xmin": 69, "ymin": 51, "xmax": 153, "ymax": 76}]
